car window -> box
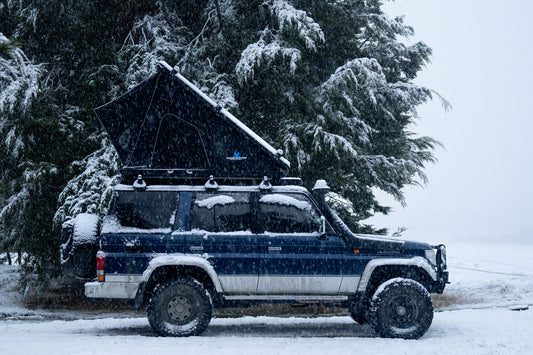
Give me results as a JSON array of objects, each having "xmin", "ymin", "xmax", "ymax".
[
  {"xmin": 189, "ymin": 192, "xmax": 251, "ymax": 232},
  {"xmin": 107, "ymin": 190, "xmax": 179, "ymax": 230},
  {"xmin": 259, "ymin": 193, "xmax": 321, "ymax": 233}
]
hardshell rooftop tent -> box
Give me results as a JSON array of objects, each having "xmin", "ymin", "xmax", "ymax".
[{"xmin": 95, "ymin": 61, "xmax": 290, "ymax": 184}]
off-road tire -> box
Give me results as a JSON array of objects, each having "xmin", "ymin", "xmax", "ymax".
[
  {"xmin": 369, "ymin": 278, "xmax": 433, "ymax": 339},
  {"xmin": 60, "ymin": 213, "xmax": 100, "ymax": 279},
  {"xmin": 147, "ymin": 278, "xmax": 212, "ymax": 337}
]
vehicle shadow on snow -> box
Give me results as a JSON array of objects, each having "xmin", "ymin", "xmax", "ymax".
[
  {"xmin": 104, "ymin": 320, "xmax": 377, "ymax": 338},
  {"xmin": 203, "ymin": 320, "xmax": 376, "ymax": 338}
]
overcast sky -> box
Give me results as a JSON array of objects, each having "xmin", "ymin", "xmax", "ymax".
[{"xmin": 366, "ymin": 0, "xmax": 533, "ymax": 243}]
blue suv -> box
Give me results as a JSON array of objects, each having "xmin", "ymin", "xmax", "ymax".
[{"xmin": 60, "ymin": 62, "xmax": 448, "ymax": 339}]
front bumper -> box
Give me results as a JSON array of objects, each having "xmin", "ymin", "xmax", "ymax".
[{"xmin": 433, "ymin": 244, "xmax": 449, "ymax": 293}]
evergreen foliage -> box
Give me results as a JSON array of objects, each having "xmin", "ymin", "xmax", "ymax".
[{"xmin": 0, "ymin": 0, "xmax": 444, "ymax": 287}]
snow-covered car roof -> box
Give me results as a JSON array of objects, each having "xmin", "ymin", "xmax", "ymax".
[{"xmin": 113, "ymin": 183, "xmax": 309, "ymax": 194}]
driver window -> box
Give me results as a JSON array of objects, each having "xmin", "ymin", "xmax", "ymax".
[{"xmin": 259, "ymin": 193, "xmax": 321, "ymax": 233}]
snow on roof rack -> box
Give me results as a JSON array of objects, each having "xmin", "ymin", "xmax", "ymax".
[{"xmin": 95, "ymin": 61, "xmax": 290, "ymax": 183}]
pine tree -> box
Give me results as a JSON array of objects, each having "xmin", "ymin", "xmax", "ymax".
[
  {"xmin": 0, "ymin": 1, "xmax": 124, "ymax": 286},
  {"xmin": 112, "ymin": 0, "xmax": 446, "ymax": 231},
  {"xmin": 0, "ymin": 0, "xmax": 445, "ymax": 286},
  {"xmin": 0, "ymin": 32, "xmax": 40, "ymax": 253}
]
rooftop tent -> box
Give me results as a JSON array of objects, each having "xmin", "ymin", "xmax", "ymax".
[{"xmin": 95, "ymin": 61, "xmax": 290, "ymax": 183}]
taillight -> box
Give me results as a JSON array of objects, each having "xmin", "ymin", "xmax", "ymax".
[{"xmin": 96, "ymin": 251, "xmax": 105, "ymax": 282}]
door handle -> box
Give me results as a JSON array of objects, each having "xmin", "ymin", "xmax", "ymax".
[
  {"xmin": 268, "ymin": 246, "xmax": 282, "ymax": 252},
  {"xmin": 190, "ymin": 245, "xmax": 204, "ymax": 251}
]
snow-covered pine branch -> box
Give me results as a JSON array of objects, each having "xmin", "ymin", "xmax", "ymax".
[
  {"xmin": 54, "ymin": 136, "xmax": 120, "ymax": 226},
  {"xmin": 235, "ymin": 32, "xmax": 301, "ymax": 83},
  {"xmin": 119, "ymin": 8, "xmax": 238, "ymax": 111},
  {"xmin": 0, "ymin": 33, "xmax": 43, "ymax": 114},
  {"xmin": 0, "ymin": 161, "xmax": 58, "ymax": 242},
  {"xmin": 119, "ymin": 13, "xmax": 190, "ymax": 89},
  {"xmin": 268, "ymin": 0, "xmax": 325, "ymax": 51}
]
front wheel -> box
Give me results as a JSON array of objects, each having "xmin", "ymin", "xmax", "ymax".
[
  {"xmin": 369, "ymin": 278, "xmax": 433, "ymax": 339},
  {"xmin": 147, "ymin": 278, "xmax": 212, "ymax": 337}
]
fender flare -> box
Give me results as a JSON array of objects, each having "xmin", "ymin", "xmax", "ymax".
[
  {"xmin": 356, "ymin": 257, "xmax": 437, "ymax": 293},
  {"xmin": 141, "ymin": 254, "xmax": 224, "ymax": 293}
]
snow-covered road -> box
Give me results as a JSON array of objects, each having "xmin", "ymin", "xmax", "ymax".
[
  {"xmin": 1, "ymin": 241, "xmax": 532, "ymax": 354},
  {"xmin": 1, "ymin": 309, "xmax": 531, "ymax": 354}
]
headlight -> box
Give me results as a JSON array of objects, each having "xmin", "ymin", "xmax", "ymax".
[{"xmin": 425, "ymin": 249, "xmax": 437, "ymax": 266}]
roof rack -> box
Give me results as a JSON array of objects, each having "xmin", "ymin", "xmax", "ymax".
[{"xmin": 95, "ymin": 61, "xmax": 290, "ymax": 184}]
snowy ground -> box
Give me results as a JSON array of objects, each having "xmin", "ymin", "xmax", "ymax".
[{"xmin": 1, "ymin": 241, "xmax": 532, "ymax": 354}]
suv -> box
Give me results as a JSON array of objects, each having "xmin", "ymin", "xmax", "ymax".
[{"xmin": 60, "ymin": 62, "xmax": 448, "ymax": 339}]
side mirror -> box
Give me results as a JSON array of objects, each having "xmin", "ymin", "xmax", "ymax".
[{"xmin": 319, "ymin": 216, "xmax": 327, "ymax": 239}]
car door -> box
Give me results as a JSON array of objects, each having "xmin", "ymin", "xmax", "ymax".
[
  {"xmin": 256, "ymin": 192, "xmax": 345, "ymax": 295},
  {"xmin": 186, "ymin": 191, "xmax": 258, "ymax": 294}
]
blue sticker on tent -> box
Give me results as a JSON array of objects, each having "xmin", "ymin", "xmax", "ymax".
[{"xmin": 227, "ymin": 150, "xmax": 247, "ymax": 161}]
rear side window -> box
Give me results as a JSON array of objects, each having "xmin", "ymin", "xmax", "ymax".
[
  {"xmin": 107, "ymin": 191, "xmax": 179, "ymax": 230},
  {"xmin": 259, "ymin": 193, "xmax": 321, "ymax": 233},
  {"xmin": 189, "ymin": 192, "xmax": 251, "ymax": 232}
]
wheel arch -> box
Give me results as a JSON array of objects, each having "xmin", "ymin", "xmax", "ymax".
[
  {"xmin": 137, "ymin": 255, "xmax": 223, "ymax": 308},
  {"xmin": 357, "ymin": 257, "xmax": 437, "ymax": 298}
]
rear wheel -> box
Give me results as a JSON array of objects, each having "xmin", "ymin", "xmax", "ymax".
[
  {"xmin": 147, "ymin": 278, "xmax": 212, "ymax": 337},
  {"xmin": 369, "ymin": 278, "xmax": 433, "ymax": 339}
]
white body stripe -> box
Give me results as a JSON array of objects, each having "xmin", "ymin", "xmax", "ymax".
[
  {"xmin": 339, "ymin": 276, "xmax": 361, "ymax": 294},
  {"xmin": 257, "ymin": 276, "xmax": 343, "ymax": 294},
  {"xmin": 224, "ymin": 295, "xmax": 348, "ymax": 302},
  {"xmin": 218, "ymin": 275, "xmax": 258, "ymax": 294}
]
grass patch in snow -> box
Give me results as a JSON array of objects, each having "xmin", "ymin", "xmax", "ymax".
[{"xmin": 431, "ymin": 293, "xmax": 476, "ymax": 309}]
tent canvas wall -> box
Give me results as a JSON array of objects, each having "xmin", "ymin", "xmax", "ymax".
[{"xmin": 95, "ymin": 62, "xmax": 290, "ymax": 183}]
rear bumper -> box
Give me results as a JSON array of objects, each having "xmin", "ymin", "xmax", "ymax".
[{"xmin": 85, "ymin": 281, "xmax": 139, "ymax": 299}]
